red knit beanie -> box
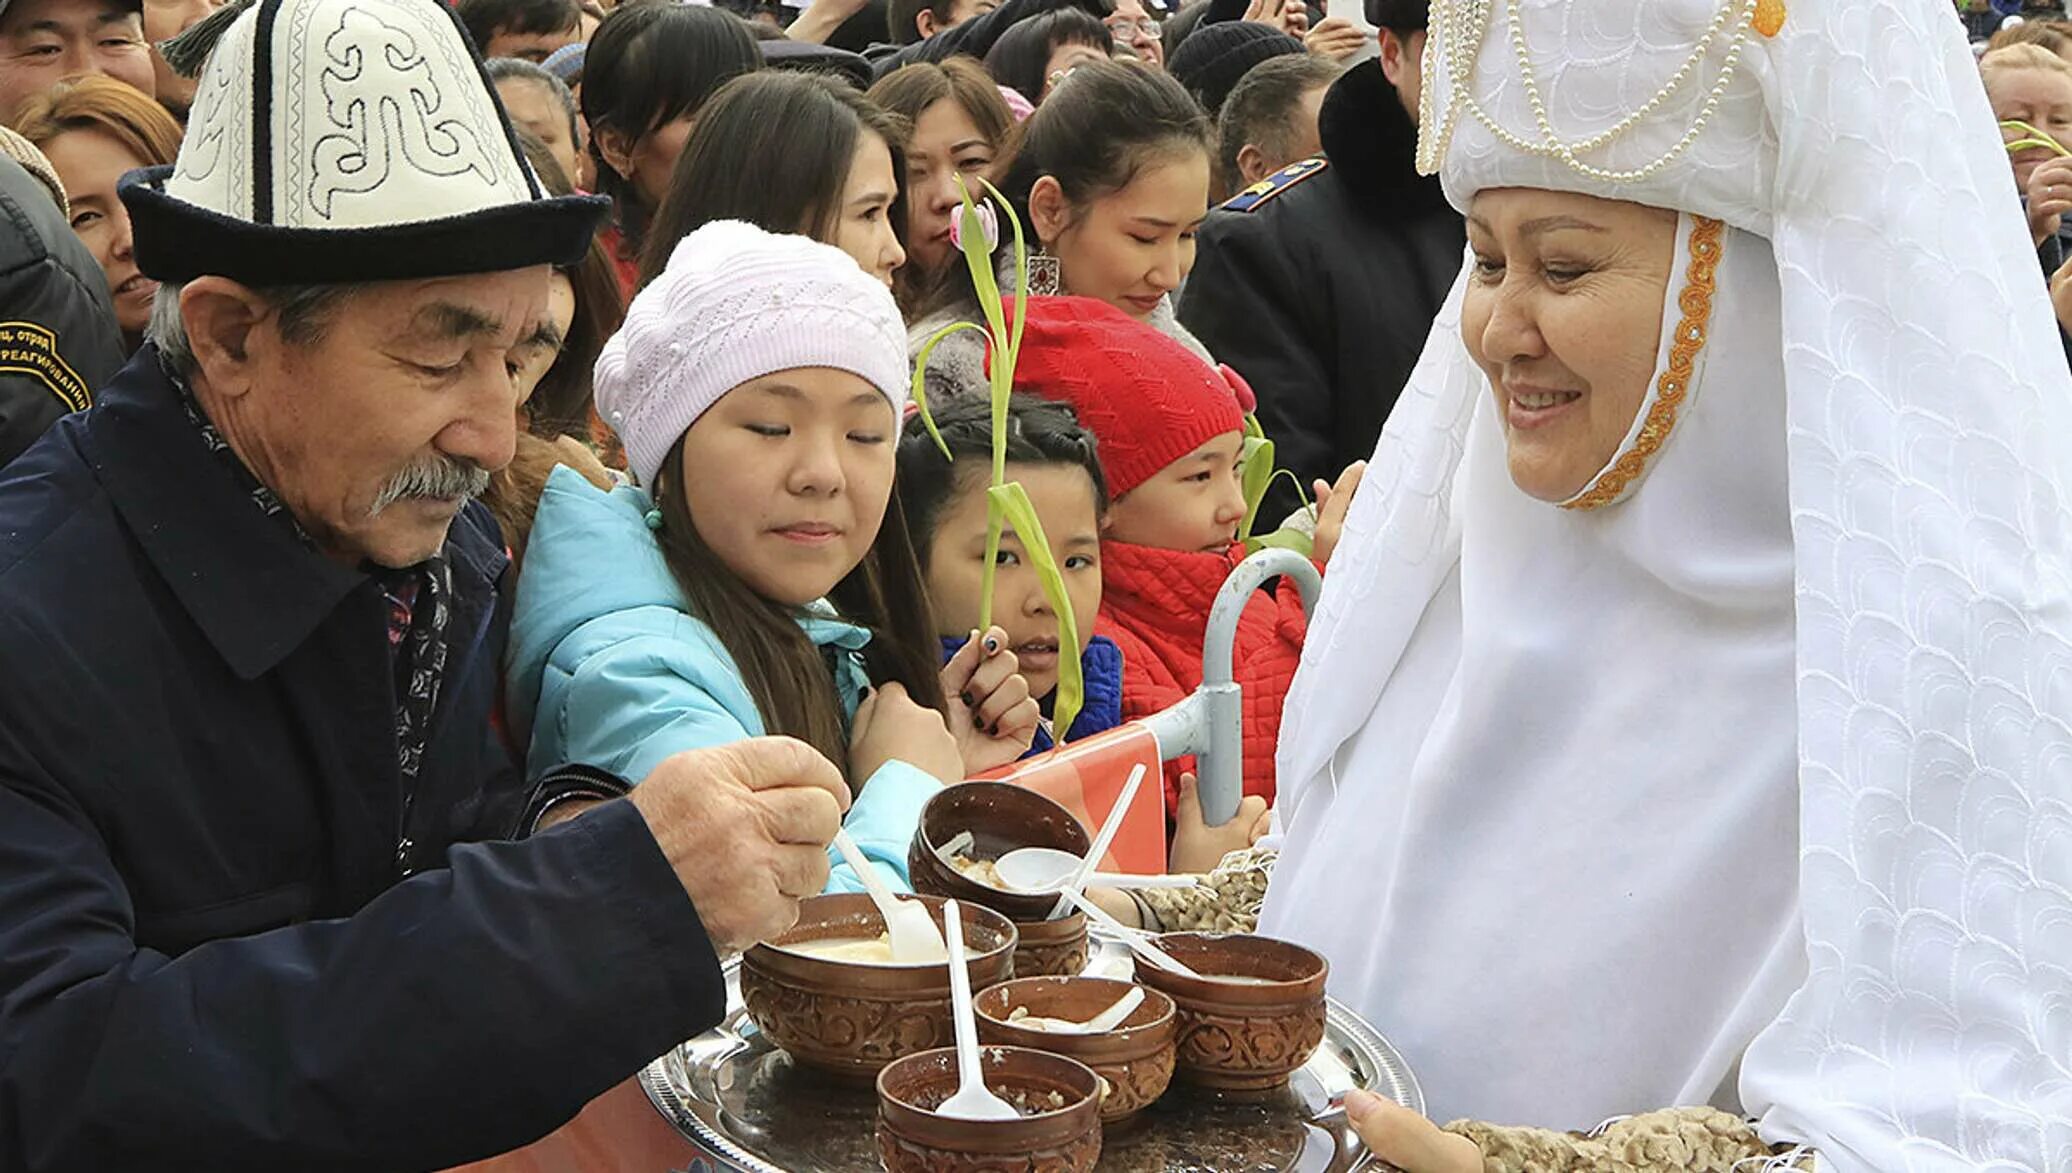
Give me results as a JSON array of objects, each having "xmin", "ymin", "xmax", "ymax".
[{"xmin": 993, "ymin": 296, "xmax": 1245, "ymax": 497}]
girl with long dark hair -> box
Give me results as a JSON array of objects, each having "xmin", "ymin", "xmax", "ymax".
[
  {"xmin": 640, "ymin": 72, "xmax": 910, "ymax": 290},
  {"xmin": 508, "ymin": 222, "xmax": 1039, "ymax": 892}
]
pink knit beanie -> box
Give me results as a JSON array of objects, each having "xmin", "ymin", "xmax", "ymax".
[{"xmin": 593, "ymin": 220, "xmax": 911, "ymax": 487}]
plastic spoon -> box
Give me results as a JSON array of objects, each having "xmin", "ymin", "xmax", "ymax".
[
  {"xmin": 995, "ymin": 763, "xmax": 1144, "ymax": 919},
  {"xmin": 1057, "ymin": 886, "xmax": 1205, "ymax": 979},
  {"xmin": 937, "ymin": 900, "xmax": 1018, "ymax": 1121},
  {"xmin": 1007, "ymin": 987, "xmax": 1145, "ymax": 1035},
  {"xmin": 992, "ymin": 848, "xmax": 1202, "ymax": 893},
  {"xmin": 831, "ymin": 827, "xmax": 946, "ymax": 964}
]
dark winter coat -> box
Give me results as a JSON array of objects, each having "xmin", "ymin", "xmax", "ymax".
[
  {"xmin": 0, "ymin": 351, "xmax": 725, "ymax": 1172},
  {"xmin": 0, "ymin": 156, "xmax": 124, "ymax": 469},
  {"xmin": 1179, "ymin": 59, "xmax": 1464, "ymax": 520}
]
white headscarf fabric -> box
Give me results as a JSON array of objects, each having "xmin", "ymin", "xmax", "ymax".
[{"xmin": 1261, "ymin": 1, "xmax": 2072, "ymax": 1168}]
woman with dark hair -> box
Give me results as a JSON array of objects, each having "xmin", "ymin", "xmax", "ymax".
[
  {"xmin": 640, "ymin": 72, "xmax": 909, "ymax": 289},
  {"xmin": 983, "ymin": 7, "xmax": 1114, "ymax": 106},
  {"xmin": 868, "ymin": 57, "xmax": 1018, "ymax": 306},
  {"xmin": 581, "ymin": 1, "xmax": 761, "ymax": 294},
  {"xmin": 912, "ymin": 60, "xmax": 1216, "ymax": 399}
]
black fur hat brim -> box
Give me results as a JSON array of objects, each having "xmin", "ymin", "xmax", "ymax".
[{"xmin": 120, "ymin": 165, "xmax": 611, "ymax": 286}]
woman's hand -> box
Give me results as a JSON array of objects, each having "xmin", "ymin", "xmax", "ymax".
[
  {"xmin": 1167, "ymin": 772, "xmax": 1270, "ymax": 873},
  {"xmin": 940, "ymin": 627, "xmax": 1042, "ymax": 775},
  {"xmin": 1242, "ymin": 0, "xmax": 1310, "ymax": 38},
  {"xmin": 1310, "ymin": 460, "xmax": 1366, "ymax": 566},
  {"xmin": 1342, "ymin": 1090, "xmax": 1482, "ymax": 1173},
  {"xmin": 2028, "ymin": 156, "xmax": 2072, "ymax": 248},
  {"xmin": 1304, "ymin": 15, "xmax": 1369, "ymax": 59},
  {"xmin": 785, "ymin": 0, "xmax": 871, "ymax": 43},
  {"xmin": 850, "ymin": 681, "xmax": 964, "ymax": 786}
]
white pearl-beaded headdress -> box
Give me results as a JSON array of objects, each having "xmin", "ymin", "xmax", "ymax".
[{"xmin": 1417, "ymin": 0, "xmax": 1783, "ymax": 231}]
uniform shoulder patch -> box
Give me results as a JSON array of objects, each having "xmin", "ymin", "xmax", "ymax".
[
  {"xmin": 1219, "ymin": 157, "xmax": 1329, "ymax": 213},
  {"xmin": 0, "ymin": 321, "xmax": 88, "ymax": 413}
]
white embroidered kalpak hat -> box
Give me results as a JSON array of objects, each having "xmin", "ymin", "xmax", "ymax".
[
  {"xmin": 1261, "ymin": 1, "xmax": 2072, "ymax": 1169},
  {"xmin": 118, "ymin": 0, "xmax": 606, "ymax": 284}
]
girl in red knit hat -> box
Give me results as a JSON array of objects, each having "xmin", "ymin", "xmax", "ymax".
[{"xmin": 1005, "ymin": 295, "xmax": 1361, "ymax": 821}]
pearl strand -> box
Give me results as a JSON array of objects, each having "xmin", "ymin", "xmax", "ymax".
[{"xmin": 1419, "ymin": 0, "xmax": 1760, "ymax": 185}]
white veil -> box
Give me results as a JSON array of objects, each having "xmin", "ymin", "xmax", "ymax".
[{"xmin": 1261, "ymin": 0, "xmax": 2072, "ymax": 1167}]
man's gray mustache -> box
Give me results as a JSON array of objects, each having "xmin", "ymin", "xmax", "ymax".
[{"xmin": 369, "ymin": 456, "xmax": 492, "ymax": 517}]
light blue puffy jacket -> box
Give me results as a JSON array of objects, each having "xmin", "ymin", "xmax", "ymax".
[{"xmin": 505, "ymin": 465, "xmax": 938, "ymax": 893}]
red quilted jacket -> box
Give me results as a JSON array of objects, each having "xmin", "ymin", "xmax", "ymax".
[{"xmin": 1094, "ymin": 539, "xmax": 1310, "ymax": 811}]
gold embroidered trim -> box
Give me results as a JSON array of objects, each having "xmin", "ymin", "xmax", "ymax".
[{"xmin": 1560, "ymin": 215, "xmax": 1724, "ymax": 512}]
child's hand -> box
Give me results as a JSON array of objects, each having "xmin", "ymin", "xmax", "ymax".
[
  {"xmin": 940, "ymin": 626, "xmax": 1042, "ymax": 775},
  {"xmin": 850, "ymin": 681, "xmax": 964, "ymax": 786},
  {"xmin": 1168, "ymin": 772, "xmax": 1271, "ymax": 874},
  {"xmin": 549, "ymin": 434, "xmax": 616, "ymax": 491},
  {"xmin": 1310, "ymin": 460, "xmax": 1366, "ymax": 566}
]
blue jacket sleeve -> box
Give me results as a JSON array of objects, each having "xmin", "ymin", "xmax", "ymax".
[
  {"xmin": 0, "ymin": 772, "xmax": 724, "ymax": 1173},
  {"xmin": 822, "ymin": 760, "xmax": 940, "ymax": 894},
  {"xmin": 546, "ymin": 630, "xmax": 916, "ymax": 893}
]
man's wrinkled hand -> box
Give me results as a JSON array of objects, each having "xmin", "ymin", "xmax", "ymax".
[{"xmin": 629, "ymin": 737, "xmax": 850, "ymax": 953}]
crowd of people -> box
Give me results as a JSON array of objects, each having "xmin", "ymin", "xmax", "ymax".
[{"xmin": 0, "ymin": 0, "xmax": 2065, "ymax": 1169}]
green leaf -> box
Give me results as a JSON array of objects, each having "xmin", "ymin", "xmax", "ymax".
[
  {"xmin": 2001, "ymin": 120, "xmax": 2072, "ymax": 157},
  {"xmin": 987, "ymin": 481, "xmax": 1084, "ymax": 741},
  {"xmin": 1243, "ymin": 412, "xmax": 1266, "ymax": 441},
  {"xmin": 1236, "ymin": 435, "xmax": 1276, "ymax": 544},
  {"xmin": 975, "ymin": 176, "xmax": 1031, "ymax": 373},
  {"xmin": 908, "ymin": 320, "xmax": 991, "ymax": 459},
  {"xmin": 953, "ymin": 176, "xmax": 1010, "ymax": 376},
  {"xmin": 1244, "ymin": 525, "xmax": 1316, "ymax": 558}
]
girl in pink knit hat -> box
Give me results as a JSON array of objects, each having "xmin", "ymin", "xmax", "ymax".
[{"xmin": 507, "ymin": 221, "xmax": 1041, "ymax": 894}]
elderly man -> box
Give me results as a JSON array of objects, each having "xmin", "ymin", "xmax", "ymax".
[{"xmin": 0, "ymin": 0, "xmax": 848, "ymax": 1169}]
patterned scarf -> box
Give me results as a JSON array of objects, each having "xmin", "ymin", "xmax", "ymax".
[{"xmin": 170, "ymin": 359, "xmax": 454, "ymax": 875}]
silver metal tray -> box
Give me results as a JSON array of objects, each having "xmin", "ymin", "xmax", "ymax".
[{"xmin": 638, "ymin": 936, "xmax": 1422, "ymax": 1172}]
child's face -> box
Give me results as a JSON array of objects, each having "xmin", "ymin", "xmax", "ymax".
[
  {"xmin": 674, "ymin": 368, "xmax": 896, "ymax": 607},
  {"xmin": 924, "ymin": 462, "xmax": 1103, "ymax": 702},
  {"xmin": 1103, "ymin": 431, "xmax": 1248, "ymax": 554},
  {"xmin": 1990, "ymin": 66, "xmax": 2072, "ymax": 190}
]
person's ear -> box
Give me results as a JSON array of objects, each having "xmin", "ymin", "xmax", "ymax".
[
  {"xmin": 179, "ymin": 277, "xmax": 271, "ymax": 399},
  {"xmin": 593, "ymin": 123, "xmax": 636, "ymax": 181},
  {"xmin": 914, "ymin": 8, "xmax": 939, "ymax": 37},
  {"xmin": 1379, "ymin": 28, "xmax": 1409, "ymax": 85},
  {"xmin": 1235, "ymin": 143, "xmax": 1270, "ymax": 189},
  {"xmin": 1028, "ymin": 175, "xmax": 1072, "ymax": 247}
]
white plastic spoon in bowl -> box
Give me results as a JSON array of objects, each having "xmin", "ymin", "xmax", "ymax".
[
  {"xmin": 937, "ymin": 900, "xmax": 1018, "ymax": 1121},
  {"xmin": 1057, "ymin": 886, "xmax": 1205, "ymax": 979},
  {"xmin": 831, "ymin": 827, "xmax": 946, "ymax": 964},
  {"xmin": 992, "ymin": 763, "xmax": 1146, "ymax": 919},
  {"xmin": 991, "ymin": 847, "xmax": 1202, "ymax": 894}
]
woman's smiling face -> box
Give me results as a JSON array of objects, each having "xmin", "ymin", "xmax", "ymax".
[{"xmin": 1461, "ymin": 187, "xmax": 1677, "ymax": 503}]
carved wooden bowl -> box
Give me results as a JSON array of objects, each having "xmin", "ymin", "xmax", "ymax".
[
  {"xmin": 908, "ymin": 781, "xmax": 1092, "ymax": 922},
  {"xmin": 973, "ymin": 976, "xmax": 1178, "ymax": 1124},
  {"xmin": 1132, "ymin": 933, "xmax": 1329, "ymax": 1096},
  {"xmin": 1008, "ymin": 910, "xmax": 1088, "ymax": 978},
  {"xmin": 875, "ymin": 1045, "xmax": 1103, "ymax": 1173},
  {"xmin": 740, "ymin": 894, "xmax": 1017, "ymax": 1081}
]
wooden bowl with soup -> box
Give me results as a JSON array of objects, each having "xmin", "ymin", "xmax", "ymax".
[
  {"xmin": 908, "ymin": 781, "xmax": 1093, "ymax": 976},
  {"xmin": 1131, "ymin": 933, "xmax": 1328, "ymax": 1095},
  {"xmin": 740, "ymin": 893, "xmax": 1018, "ymax": 1080},
  {"xmin": 974, "ymin": 976, "xmax": 1178, "ymax": 1123},
  {"xmin": 875, "ymin": 1045, "xmax": 1104, "ymax": 1172}
]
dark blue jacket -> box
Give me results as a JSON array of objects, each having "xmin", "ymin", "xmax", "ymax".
[
  {"xmin": 0, "ymin": 351, "xmax": 725, "ymax": 1171},
  {"xmin": 941, "ymin": 633, "xmax": 1126, "ymax": 755}
]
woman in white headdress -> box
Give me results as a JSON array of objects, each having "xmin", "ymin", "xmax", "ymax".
[{"xmin": 1257, "ymin": 0, "xmax": 2072, "ymax": 1169}]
